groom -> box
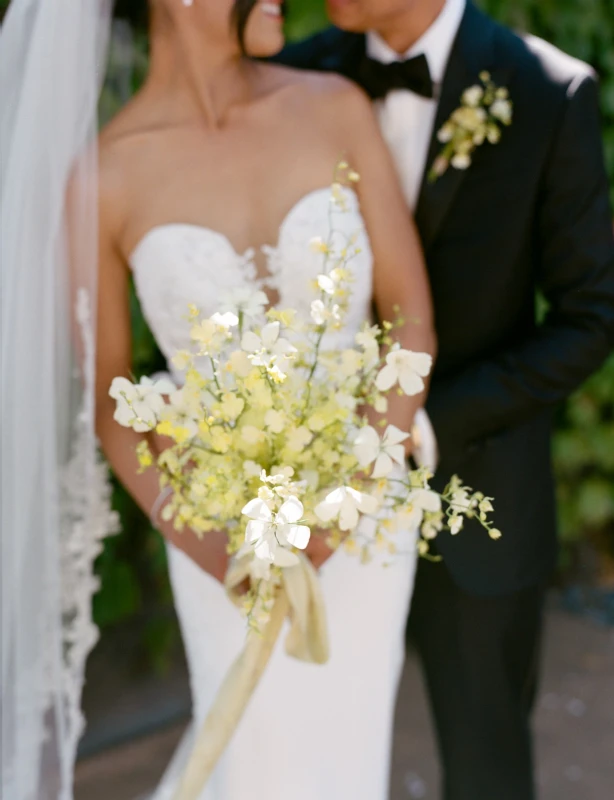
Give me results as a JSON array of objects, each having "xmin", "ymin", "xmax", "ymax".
[{"xmin": 278, "ymin": 1, "xmax": 614, "ymax": 798}]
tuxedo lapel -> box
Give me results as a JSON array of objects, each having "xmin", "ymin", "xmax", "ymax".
[
  {"xmin": 300, "ymin": 12, "xmax": 509, "ymax": 249},
  {"xmin": 414, "ymin": 4, "xmax": 500, "ymax": 249}
]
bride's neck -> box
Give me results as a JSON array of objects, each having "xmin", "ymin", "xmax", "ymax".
[{"xmin": 145, "ymin": 13, "xmax": 254, "ymax": 128}]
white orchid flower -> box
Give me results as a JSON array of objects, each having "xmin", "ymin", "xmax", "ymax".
[
  {"xmin": 398, "ymin": 487, "xmax": 444, "ymax": 531},
  {"xmin": 486, "ymin": 125, "xmax": 502, "ymax": 144},
  {"xmin": 355, "ymin": 324, "xmax": 380, "ymax": 365},
  {"xmin": 407, "ymin": 488, "xmax": 442, "ymax": 513},
  {"xmin": 315, "ymin": 486, "xmax": 379, "ymax": 532},
  {"xmin": 339, "ymin": 349, "xmax": 363, "ymax": 378},
  {"xmin": 243, "ymin": 460, "xmax": 263, "ymax": 479},
  {"xmin": 310, "ymin": 299, "xmax": 327, "ymax": 325},
  {"xmin": 284, "ymin": 426, "xmax": 313, "ymax": 453},
  {"xmin": 261, "ymin": 466, "xmax": 294, "ymax": 486},
  {"xmin": 226, "ymin": 349, "xmax": 253, "ymax": 379},
  {"xmin": 453, "ymin": 105, "xmax": 488, "ymax": 131},
  {"xmin": 241, "ymin": 321, "xmax": 297, "ymax": 368},
  {"xmin": 188, "ymin": 305, "xmax": 237, "ymax": 358},
  {"xmin": 241, "ymin": 425, "xmax": 266, "ymax": 446},
  {"xmin": 353, "ymin": 424, "xmax": 410, "ymax": 478},
  {"xmin": 160, "ymin": 387, "xmax": 201, "ymax": 439},
  {"xmin": 335, "ymin": 391, "xmax": 358, "ymax": 411},
  {"xmin": 462, "ymin": 85, "xmax": 484, "ymax": 107},
  {"xmin": 317, "ymin": 274, "xmax": 336, "ymax": 295},
  {"xmin": 241, "ymin": 496, "xmax": 310, "ymax": 567},
  {"xmin": 310, "ymin": 236, "xmax": 329, "ymax": 254},
  {"xmin": 352, "ymin": 427, "xmax": 383, "ymax": 469},
  {"xmin": 449, "ymin": 514, "xmax": 464, "ymax": 535},
  {"xmin": 310, "ymin": 296, "xmax": 344, "ymax": 327},
  {"xmin": 109, "ymin": 376, "xmax": 175, "ymax": 432},
  {"xmin": 437, "ymin": 122, "xmax": 455, "ymax": 143},
  {"xmin": 451, "ymin": 153, "xmax": 472, "ymax": 170},
  {"xmin": 210, "ymin": 311, "xmax": 239, "ymax": 329},
  {"xmin": 191, "ymin": 319, "xmax": 227, "ymax": 353},
  {"xmin": 375, "ymin": 348, "xmax": 432, "ymax": 396},
  {"xmin": 219, "ymin": 287, "xmax": 269, "ymax": 320},
  {"xmin": 490, "ymin": 98, "xmax": 512, "ymax": 125},
  {"xmin": 450, "ymin": 487, "xmax": 475, "ymax": 513},
  {"xmin": 264, "ymin": 409, "xmax": 286, "ymax": 434}
]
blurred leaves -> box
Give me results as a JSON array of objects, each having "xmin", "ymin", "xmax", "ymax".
[
  {"xmin": 553, "ymin": 355, "xmax": 614, "ymax": 550},
  {"xmin": 479, "ymin": 0, "xmax": 614, "ymax": 201},
  {"xmin": 285, "ymin": 0, "xmax": 328, "ymax": 40}
]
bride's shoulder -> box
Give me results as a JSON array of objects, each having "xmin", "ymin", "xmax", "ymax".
[
  {"xmin": 96, "ymin": 96, "xmax": 159, "ymax": 213},
  {"xmin": 89, "ymin": 99, "xmax": 149, "ymax": 247},
  {"xmin": 98, "ymin": 95, "xmax": 155, "ymax": 169},
  {"xmin": 261, "ymin": 62, "xmax": 371, "ymax": 120},
  {"xmin": 261, "ymin": 64, "xmax": 385, "ymax": 158}
]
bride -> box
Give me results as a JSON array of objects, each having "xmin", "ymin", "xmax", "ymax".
[{"xmin": 1, "ymin": 1, "xmax": 434, "ymax": 798}]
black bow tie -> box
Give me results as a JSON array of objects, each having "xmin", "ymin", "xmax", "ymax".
[{"xmin": 358, "ymin": 53, "xmax": 434, "ymax": 100}]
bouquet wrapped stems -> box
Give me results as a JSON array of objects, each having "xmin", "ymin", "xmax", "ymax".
[{"xmin": 173, "ymin": 588, "xmax": 291, "ymax": 800}]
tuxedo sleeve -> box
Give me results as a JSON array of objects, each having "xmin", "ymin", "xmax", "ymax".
[
  {"xmin": 271, "ymin": 28, "xmax": 340, "ymax": 71},
  {"xmin": 427, "ymin": 74, "xmax": 614, "ymax": 464}
]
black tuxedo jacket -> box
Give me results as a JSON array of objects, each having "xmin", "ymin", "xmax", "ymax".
[{"xmin": 277, "ymin": 3, "xmax": 614, "ymax": 594}]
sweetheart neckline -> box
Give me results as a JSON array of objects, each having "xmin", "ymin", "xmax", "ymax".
[{"xmin": 128, "ymin": 185, "xmax": 358, "ymax": 267}]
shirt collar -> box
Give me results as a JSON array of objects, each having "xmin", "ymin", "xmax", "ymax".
[{"xmin": 366, "ymin": 0, "xmax": 466, "ymax": 86}]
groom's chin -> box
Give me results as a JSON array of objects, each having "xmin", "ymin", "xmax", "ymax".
[{"xmin": 325, "ymin": 0, "xmax": 367, "ymax": 32}]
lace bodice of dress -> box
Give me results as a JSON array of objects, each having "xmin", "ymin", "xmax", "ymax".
[{"xmin": 130, "ymin": 187, "xmax": 373, "ymax": 379}]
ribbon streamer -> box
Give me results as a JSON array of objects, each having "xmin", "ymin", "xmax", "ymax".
[{"xmin": 172, "ymin": 553, "xmax": 329, "ymax": 800}]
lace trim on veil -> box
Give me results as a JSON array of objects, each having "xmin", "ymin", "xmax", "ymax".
[{"xmin": 57, "ymin": 288, "xmax": 119, "ymax": 772}]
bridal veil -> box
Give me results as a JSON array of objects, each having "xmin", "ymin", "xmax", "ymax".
[{"xmin": 1, "ymin": 2, "xmax": 117, "ymax": 797}]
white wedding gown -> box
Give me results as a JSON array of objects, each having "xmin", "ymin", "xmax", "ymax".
[{"xmin": 130, "ymin": 187, "xmax": 418, "ymax": 800}]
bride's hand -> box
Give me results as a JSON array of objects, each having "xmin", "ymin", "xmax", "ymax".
[
  {"xmin": 167, "ymin": 525, "xmax": 229, "ymax": 585},
  {"xmin": 306, "ymin": 532, "xmax": 336, "ymax": 570},
  {"xmin": 150, "ymin": 427, "xmax": 175, "ymax": 457},
  {"xmin": 149, "ymin": 427, "xmax": 229, "ymax": 584}
]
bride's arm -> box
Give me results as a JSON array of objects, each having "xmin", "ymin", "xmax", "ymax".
[
  {"xmin": 344, "ymin": 85, "xmax": 437, "ymax": 441},
  {"xmin": 85, "ymin": 170, "xmax": 229, "ymax": 582},
  {"xmin": 306, "ymin": 83, "xmax": 436, "ymax": 570}
]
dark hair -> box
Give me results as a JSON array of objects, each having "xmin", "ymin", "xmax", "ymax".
[
  {"xmin": 113, "ymin": 1, "xmax": 258, "ymax": 52},
  {"xmin": 113, "ymin": 0, "xmax": 149, "ymax": 29},
  {"xmin": 231, "ymin": 0, "xmax": 259, "ymax": 53}
]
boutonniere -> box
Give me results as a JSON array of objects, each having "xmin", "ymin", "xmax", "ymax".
[{"xmin": 428, "ymin": 71, "xmax": 513, "ymax": 183}]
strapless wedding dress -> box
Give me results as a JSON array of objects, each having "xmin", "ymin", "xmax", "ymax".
[{"xmin": 130, "ymin": 187, "xmax": 418, "ymax": 800}]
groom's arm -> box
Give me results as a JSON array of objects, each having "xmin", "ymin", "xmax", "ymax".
[
  {"xmin": 272, "ymin": 27, "xmax": 357, "ymax": 74},
  {"xmin": 427, "ymin": 73, "xmax": 614, "ymax": 463},
  {"xmin": 272, "ymin": 29, "xmax": 333, "ymax": 69}
]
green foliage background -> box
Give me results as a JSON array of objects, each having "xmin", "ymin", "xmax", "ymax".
[{"xmin": 4, "ymin": 0, "xmax": 611, "ymax": 664}]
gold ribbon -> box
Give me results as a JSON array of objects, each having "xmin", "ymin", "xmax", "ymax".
[{"xmin": 172, "ymin": 553, "xmax": 329, "ymax": 800}]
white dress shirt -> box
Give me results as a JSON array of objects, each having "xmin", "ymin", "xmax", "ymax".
[{"xmin": 367, "ymin": 0, "xmax": 466, "ymax": 210}]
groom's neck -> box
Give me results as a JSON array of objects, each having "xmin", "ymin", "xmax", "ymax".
[{"xmin": 374, "ymin": 0, "xmax": 448, "ymax": 54}]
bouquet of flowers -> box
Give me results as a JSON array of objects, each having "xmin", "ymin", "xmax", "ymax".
[{"xmin": 110, "ymin": 174, "xmax": 499, "ymax": 798}]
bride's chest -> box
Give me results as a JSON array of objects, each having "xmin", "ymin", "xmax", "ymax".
[
  {"xmin": 129, "ymin": 188, "xmax": 373, "ymax": 358},
  {"xmin": 123, "ymin": 126, "xmax": 343, "ymax": 261}
]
